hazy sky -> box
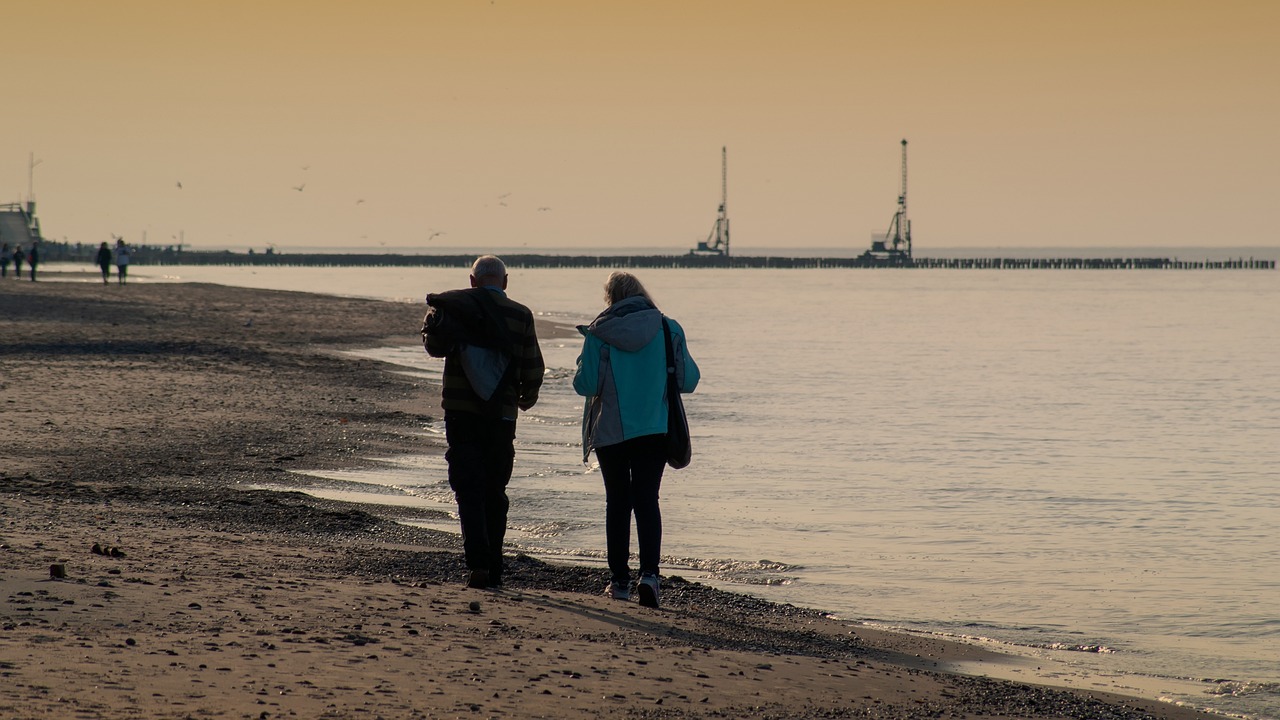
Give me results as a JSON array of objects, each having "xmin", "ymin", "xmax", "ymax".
[{"xmin": 5, "ymin": 0, "xmax": 1278, "ymax": 252}]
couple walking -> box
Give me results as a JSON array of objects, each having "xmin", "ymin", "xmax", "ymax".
[
  {"xmin": 95, "ymin": 239, "xmax": 131, "ymax": 284},
  {"xmin": 422, "ymin": 255, "xmax": 699, "ymax": 608}
]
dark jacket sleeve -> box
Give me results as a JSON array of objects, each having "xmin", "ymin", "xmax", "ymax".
[{"xmin": 517, "ymin": 313, "xmax": 544, "ymax": 410}]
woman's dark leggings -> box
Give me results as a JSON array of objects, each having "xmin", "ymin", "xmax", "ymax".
[{"xmin": 596, "ymin": 433, "xmax": 666, "ymax": 584}]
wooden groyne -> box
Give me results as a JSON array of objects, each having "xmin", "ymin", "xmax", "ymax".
[
  {"xmin": 901, "ymin": 256, "xmax": 1275, "ymax": 270},
  {"xmin": 140, "ymin": 252, "xmax": 1275, "ymax": 270}
]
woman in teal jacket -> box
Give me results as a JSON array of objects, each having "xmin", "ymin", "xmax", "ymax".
[{"xmin": 574, "ymin": 272, "xmax": 699, "ymax": 608}]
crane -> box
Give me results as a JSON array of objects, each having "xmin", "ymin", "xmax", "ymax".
[
  {"xmin": 693, "ymin": 146, "xmax": 730, "ymax": 256},
  {"xmin": 862, "ymin": 139, "xmax": 913, "ymax": 263}
]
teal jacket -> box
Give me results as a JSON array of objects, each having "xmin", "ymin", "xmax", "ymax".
[{"xmin": 573, "ymin": 296, "xmax": 699, "ymax": 460}]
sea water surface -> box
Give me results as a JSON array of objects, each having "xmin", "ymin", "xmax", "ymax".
[{"xmin": 133, "ymin": 263, "xmax": 1280, "ymax": 718}]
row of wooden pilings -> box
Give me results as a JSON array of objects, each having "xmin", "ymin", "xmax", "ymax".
[
  {"xmin": 144, "ymin": 253, "xmax": 1276, "ymax": 270},
  {"xmin": 902, "ymin": 257, "xmax": 1276, "ymax": 270}
]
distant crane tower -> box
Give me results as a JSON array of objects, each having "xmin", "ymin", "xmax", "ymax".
[
  {"xmin": 693, "ymin": 146, "xmax": 730, "ymax": 256},
  {"xmin": 880, "ymin": 139, "xmax": 912, "ymax": 258}
]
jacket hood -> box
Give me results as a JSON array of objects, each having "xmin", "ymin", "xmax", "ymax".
[{"xmin": 580, "ymin": 296, "xmax": 661, "ymax": 352}]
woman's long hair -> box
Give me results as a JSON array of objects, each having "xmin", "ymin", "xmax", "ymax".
[{"xmin": 603, "ymin": 271, "xmax": 655, "ymax": 308}]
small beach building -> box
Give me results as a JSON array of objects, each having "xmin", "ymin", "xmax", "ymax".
[{"xmin": 0, "ymin": 201, "xmax": 43, "ymax": 247}]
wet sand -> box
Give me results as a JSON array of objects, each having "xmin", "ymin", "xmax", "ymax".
[{"xmin": 1, "ymin": 277, "xmax": 1218, "ymax": 719}]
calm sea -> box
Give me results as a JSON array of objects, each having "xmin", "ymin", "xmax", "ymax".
[{"xmin": 129, "ymin": 262, "xmax": 1279, "ymax": 719}]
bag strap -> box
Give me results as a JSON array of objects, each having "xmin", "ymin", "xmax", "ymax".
[{"xmin": 661, "ymin": 317, "xmax": 679, "ymax": 393}]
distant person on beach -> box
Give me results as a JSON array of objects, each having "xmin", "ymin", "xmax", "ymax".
[
  {"xmin": 1, "ymin": 242, "xmax": 9, "ymax": 278},
  {"xmin": 27, "ymin": 241, "xmax": 38, "ymax": 281},
  {"xmin": 573, "ymin": 271, "xmax": 699, "ymax": 609},
  {"xmin": 114, "ymin": 239, "xmax": 130, "ymax": 285},
  {"xmin": 95, "ymin": 242, "xmax": 113, "ymax": 284},
  {"xmin": 11, "ymin": 245, "xmax": 24, "ymax": 279},
  {"xmin": 421, "ymin": 255, "xmax": 544, "ymax": 589}
]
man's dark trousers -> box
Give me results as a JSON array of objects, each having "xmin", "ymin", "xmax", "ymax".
[{"xmin": 444, "ymin": 411, "xmax": 516, "ymax": 584}]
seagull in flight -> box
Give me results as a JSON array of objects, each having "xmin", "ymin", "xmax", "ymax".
[
  {"xmin": 428, "ymin": 230, "xmax": 445, "ymax": 241},
  {"xmin": 356, "ymin": 199, "xmax": 365, "ymax": 205},
  {"xmin": 176, "ymin": 181, "xmax": 183, "ymax": 189},
  {"xmin": 293, "ymin": 183, "xmax": 306, "ymax": 192},
  {"xmin": 537, "ymin": 206, "xmax": 551, "ymax": 211}
]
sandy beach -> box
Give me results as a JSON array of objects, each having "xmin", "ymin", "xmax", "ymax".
[{"xmin": 1, "ymin": 277, "xmax": 1219, "ymax": 719}]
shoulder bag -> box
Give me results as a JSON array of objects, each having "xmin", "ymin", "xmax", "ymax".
[{"xmin": 661, "ymin": 317, "xmax": 692, "ymax": 469}]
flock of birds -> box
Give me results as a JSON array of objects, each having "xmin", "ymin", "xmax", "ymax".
[{"xmin": 169, "ymin": 165, "xmax": 552, "ymax": 245}]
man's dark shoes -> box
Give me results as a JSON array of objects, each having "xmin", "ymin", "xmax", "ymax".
[{"xmin": 467, "ymin": 569, "xmax": 489, "ymax": 589}]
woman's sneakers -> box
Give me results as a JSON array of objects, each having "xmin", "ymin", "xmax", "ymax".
[
  {"xmin": 605, "ymin": 575, "xmax": 659, "ymax": 607},
  {"xmin": 637, "ymin": 573, "xmax": 660, "ymax": 608},
  {"xmin": 607, "ymin": 581, "xmax": 631, "ymax": 601}
]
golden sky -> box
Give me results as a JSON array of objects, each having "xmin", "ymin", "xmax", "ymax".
[{"xmin": 5, "ymin": 0, "xmax": 1278, "ymax": 251}]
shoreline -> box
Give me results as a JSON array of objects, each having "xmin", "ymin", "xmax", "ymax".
[{"xmin": 1, "ymin": 278, "xmax": 1221, "ymax": 719}]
